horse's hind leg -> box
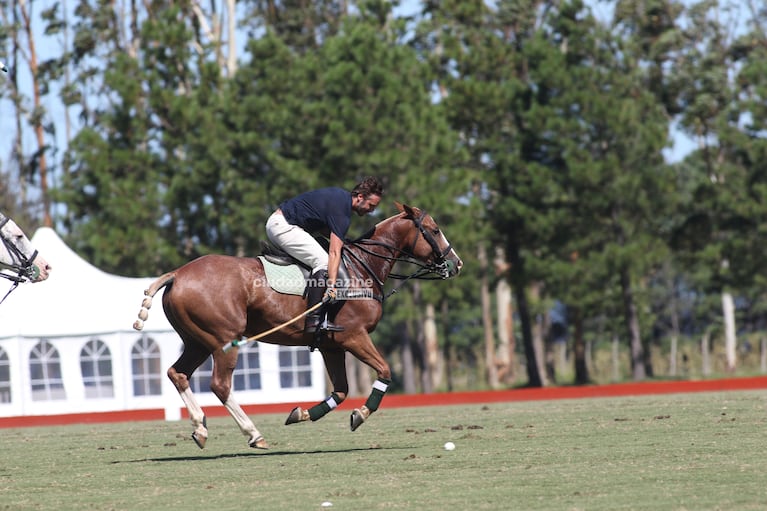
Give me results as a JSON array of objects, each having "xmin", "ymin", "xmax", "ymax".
[
  {"xmin": 211, "ymin": 349, "xmax": 268, "ymax": 449},
  {"xmin": 168, "ymin": 345, "xmax": 211, "ymax": 449},
  {"xmin": 285, "ymin": 347, "xmax": 348, "ymax": 425}
]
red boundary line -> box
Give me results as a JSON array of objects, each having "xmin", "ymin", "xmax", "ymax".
[{"xmin": 2, "ymin": 376, "xmax": 767, "ymax": 428}]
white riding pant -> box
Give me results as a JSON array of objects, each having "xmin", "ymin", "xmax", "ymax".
[{"xmin": 265, "ymin": 211, "xmax": 328, "ymax": 274}]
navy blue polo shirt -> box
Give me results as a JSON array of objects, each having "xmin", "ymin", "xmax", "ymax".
[{"xmin": 279, "ymin": 187, "xmax": 353, "ymax": 239}]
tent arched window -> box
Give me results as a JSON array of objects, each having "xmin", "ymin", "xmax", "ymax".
[
  {"xmin": 80, "ymin": 339, "xmax": 114, "ymax": 398},
  {"xmin": 234, "ymin": 343, "xmax": 261, "ymax": 391},
  {"xmin": 131, "ymin": 335, "xmax": 162, "ymax": 396},
  {"xmin": 0, "ymin": 347, "xmax": 10, "ymax": 403},
  {"xmin": 30, "ymin": 340, "xmax": 66, "ymax": 401},
  {"xmin": 278, "ymin": 346, "xmax": 311, "ymax": 388}
]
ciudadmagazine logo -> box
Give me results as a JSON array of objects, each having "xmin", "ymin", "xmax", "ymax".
[{"xmin": 254, "ymin": 276, "xmax": 376, "ymax": 300}]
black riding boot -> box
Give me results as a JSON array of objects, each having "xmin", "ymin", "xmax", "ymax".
[{"xmin": 304, "ymin": 271, "xmax": 344, "ymax": 334}]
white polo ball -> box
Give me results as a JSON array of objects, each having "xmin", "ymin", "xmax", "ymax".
[{"xmin": 443, "ymin": 441, "xmax": 456, "ymax": 451}]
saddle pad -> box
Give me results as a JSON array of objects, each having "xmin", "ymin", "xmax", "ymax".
[{"xmin": 257, "ymin": 256, "xmax": 306, "ymax": 296}]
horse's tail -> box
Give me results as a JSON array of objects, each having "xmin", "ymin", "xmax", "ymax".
[{"xmin": 132, "ymin": 271, "xmax": 176, "ymax": 331}]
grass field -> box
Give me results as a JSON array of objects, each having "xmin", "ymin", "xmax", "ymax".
[{"xmin": 1, "ymin": 390, "xmax": 766, "ymax": 511}]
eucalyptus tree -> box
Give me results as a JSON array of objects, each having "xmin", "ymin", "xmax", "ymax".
[
  {"xmin": 60, "ymin": 1, "xmax": 231, "ymax": 275},
  {"xmin": 413, "ymin": 0, "xmax": 553, "ymax": 387},
  {"xmin": 0, "ymin": 0, "xmax": 67, "ymax": 226},
  {"xmin": 668, "ymin": 0, "xmax": 767, "ymax": 371}
]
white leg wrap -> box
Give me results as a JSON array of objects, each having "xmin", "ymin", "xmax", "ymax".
[
  {"xmin": 179, "ymin": 388, "xmax": 205, "ymax": 428},
  {"xmin": 225, "ymin": 396, "xmax": 262, "ymax": 443},
  {"xmin": 325, "ymin": 396, "xmax": 339, "ymax": 410}
]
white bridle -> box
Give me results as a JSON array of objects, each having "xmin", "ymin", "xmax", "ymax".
[{"xmin": 0, "ymin": 214, "xmax": 51, "ymax": 301}]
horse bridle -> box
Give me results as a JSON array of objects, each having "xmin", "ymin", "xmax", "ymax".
[
  {"xmin": 404, "ymin": 210, "xmax": 455, "ymax": 279},
  {"xmin": 0, "ymin": 214, "xmax": 40, "ymax": 302},
  {"xmin": 343, "ymin": 210, "xmax": 456, "ymax": 301}
]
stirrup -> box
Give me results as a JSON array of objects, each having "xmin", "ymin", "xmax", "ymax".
[
  {"xmin": 305, "ymin": 314, "xmax": 344, "ymax": 333},
  {"xmin": 320, "ymin": 320, "xmax": 344, "ymax": 332}
]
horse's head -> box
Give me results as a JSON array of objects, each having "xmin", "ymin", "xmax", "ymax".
[
  {"xmin": 395, "ymin": 202, "xmax": 462, "ymax": 279},
  {"xmin": 0, "ymin": 215, "xmax": 51, "ymax": 283}
]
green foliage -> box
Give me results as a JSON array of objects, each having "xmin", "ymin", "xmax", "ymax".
[{"xmin": 6, "ymin": 0, "xmax": 767, "ymax": 386}]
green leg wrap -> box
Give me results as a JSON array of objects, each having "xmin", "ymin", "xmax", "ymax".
[
  {"xmin": 308, "ymin": 393, "xmax": 341, "ymax": 421},
  {"xmin": 364, "ymin": 378, "xmax": 391, "ymax": 412}
]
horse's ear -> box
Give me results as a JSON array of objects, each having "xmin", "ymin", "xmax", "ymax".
[{"xmin": 394, "ymin": 202, "xmax": 421, "ymax": 218}]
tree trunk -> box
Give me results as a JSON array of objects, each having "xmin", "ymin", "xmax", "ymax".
[
  {"xmin": 441, "ymin": 299, "xmax": 453, "ymax": 392},
  {"xmin": 529, "ymin": 282, "xmax": 549, "ymax": 386},
  {"xmin": 512, "ymin": 283, "xmax": 542, "ymax": 387},
  {"xmin": 506, "ymin": 237, "xmax": 542, "ymax": 387},
  {"xmin": 701, "ymin": 331, "xmax": 711, "ymax": 377},
  {"xmin": 226, "ymin": 0, "xmax": 238, "ymax": 76},
  {"xmin": 495, "ymin": 276, "xmax": 516, "ymax": 385},
  {"xmin": 612, "ymin": 334, "xmax": 620, "ymax": 381},
  {"xmin": 411, "ymin": 282, "xmax": 430, "ymax": 393},
  {"xmin": 423, "ymin": 302, "xmax": 441, "ymax": 392},
  {"xmin": 620, "ymin": 265, "xmax": 646, "ymax": 380},
  {"xmin": 722, "ymin": 291, "xmax": 737, "ymax": 372},
  {"xmin": 19, "ymin": 0, "xmax": 52, "ymax": 226},
  {"xmin": 572, "ymin": 307, "xmax": 590, "ymax": 384},
  {"xmin": 400, "ymin": 322, "xmax": 417, "ymax": 394},
  {"xmin": 669, "ymin": 335, "xmax": 678, "ymax": 377},
  {"xmin": 478, "ymin": 244, "xmax": 499, "ymax": 388}
]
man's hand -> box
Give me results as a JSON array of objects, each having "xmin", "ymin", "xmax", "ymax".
[{"xmin": 323, "ymin": 287, "xmax": 337, "ymax": 304}]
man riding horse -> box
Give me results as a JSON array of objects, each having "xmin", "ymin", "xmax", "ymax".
[{"xmin": 265, "ymin": 176, "xmax": 383, "ymax": 334}]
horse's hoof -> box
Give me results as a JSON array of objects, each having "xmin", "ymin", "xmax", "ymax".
[
  {"xmin": 285, "ymin": 406, "xmax": 309, "ymax": 425},
  {"xmin": 249, "ymin": 435, "xmax": 269, "ymax": 449},
  {"xmin": 350, "ymin": 406, "xmax": 370, "ymax": 432},
  {"xmin": 192, "ymin": 431, "xmax": 207, "ymax": 449}
]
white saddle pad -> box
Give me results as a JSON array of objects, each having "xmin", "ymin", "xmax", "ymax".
[{"xmin": 257, "ymin": 256, "xmax": 306, "ymax": 296}]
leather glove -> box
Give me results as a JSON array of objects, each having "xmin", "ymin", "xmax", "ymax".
[{"xmin": 322, "ymin": 287, "xmax": 337, "ymax": 304}]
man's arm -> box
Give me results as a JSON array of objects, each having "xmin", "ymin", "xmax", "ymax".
[{"xmin": 327, "ymin": 232, "xmax": 344, "ymax": 289}]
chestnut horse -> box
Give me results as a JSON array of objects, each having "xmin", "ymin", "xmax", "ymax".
[
  {"xmin": 133, "ymin": 203, "xmax": 462, "ymax": 449},
  {"xmin": 0, "ymin": 213, "xmax": 52, "ymax": 302}
]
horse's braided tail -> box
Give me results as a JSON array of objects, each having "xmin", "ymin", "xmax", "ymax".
[{"xmin": 132, "ymin": 271, "xmax": 176, "ymax": 331}]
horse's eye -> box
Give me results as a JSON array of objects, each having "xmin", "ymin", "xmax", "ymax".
[{"xmin": 432, "ymin": 229, "xmax": 440, "ymax": 236}]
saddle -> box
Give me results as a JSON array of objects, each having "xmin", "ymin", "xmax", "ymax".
[
  {"xmin": 257, "ymin": 242, "xmax": 352, "ymax": 296},
  {"xmin": 260, "ymin": 242, "xmax": 311, "ymax": 269}
]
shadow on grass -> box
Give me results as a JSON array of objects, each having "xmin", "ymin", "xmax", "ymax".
[{"xmin": 114, "ymin": 445, "xmax": 411, "ymax": 464}]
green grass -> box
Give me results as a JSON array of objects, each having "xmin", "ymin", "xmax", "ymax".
[{"xmin": 1, "ymin": 391, "xmax": 766, "ymax": 510}]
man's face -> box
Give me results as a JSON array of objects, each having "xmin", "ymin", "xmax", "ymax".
[{"xmin": 354, "ymin": 194, "xmax": 381, "ymax": 216}]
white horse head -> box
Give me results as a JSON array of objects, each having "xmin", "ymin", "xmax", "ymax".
[{"xmin": 0, "ymin": 214, "xmax": 51, "ymax": 283}]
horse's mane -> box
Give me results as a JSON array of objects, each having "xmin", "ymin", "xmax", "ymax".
[{"xmin": 349, "ymin": 212, "xmax": 407, "ymax": 243}]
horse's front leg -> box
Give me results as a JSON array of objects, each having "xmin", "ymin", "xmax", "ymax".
[
  {"xmin": 211, "ymin": 349, "xmax": 268, "ymax": 449},
  {"xmin": 322, "ymin": 330, "xmax": 391, "ymax": 431},
  {"xmin": 341, "ymin": 332, "xmax": 392, "ymax": 431},
  {"xmin": 285, "ymin": 347, "xmax": 348, "ymax": 425}
]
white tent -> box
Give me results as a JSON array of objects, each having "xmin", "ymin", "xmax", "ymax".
[
  {"xmin": 0, "ymin": 227, "xmax": 175, "ymax": 337},
  {"xmin": 0, "ymin": 228, "xmax": 325, "ymax": 421}
]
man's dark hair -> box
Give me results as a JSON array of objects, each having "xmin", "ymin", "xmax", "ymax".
[{"xmin": 351, "ymin": 176, "xmax": 384, "ymax": 198}]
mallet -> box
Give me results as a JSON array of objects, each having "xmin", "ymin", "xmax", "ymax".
[{"xmin": 223, "ymin": 301, "xmax": 324, "ymax": 352}]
